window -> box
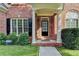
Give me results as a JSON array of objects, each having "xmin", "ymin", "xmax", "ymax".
[
  {"xmin": 18, "ymin": 19, "xmax": 22, "ymax": 34},
  {"xmin": 24, "ymin": 19, "xmax": 29, "ymax": 32},
  {"xmin": 42, "ymin": 21, "xmax": 48, "ymax": 32},
  {"xmin": 12, "ymin": 19, "xmax": 16, "ymax": 33},
  {"xmin": 66, "ymin": 19, "xmax": 77, "ymax": 28},
  {"xmin": 41, "ymin": 18, "xmax": 48, "ymax": 36},
  {"xmin": 65, "ymin": 10, "xmax": 79, "ymax": 28},
  {"xmin": 11, "ymin": 18, "xmax": 29, "ymax": 35}
]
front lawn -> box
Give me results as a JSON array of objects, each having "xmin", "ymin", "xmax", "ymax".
[
  {"xmin": 57, "ymin": 47, "xmax": 79, "ymax": 56},
  {"xmin": 0, "ymin": 45, "xmax": 39, "ymax": 56}
]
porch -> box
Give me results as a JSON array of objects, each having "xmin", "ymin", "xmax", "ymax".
[{"xmin": 31, "ymin": 3, "xmax": 63, "ymax": 46}]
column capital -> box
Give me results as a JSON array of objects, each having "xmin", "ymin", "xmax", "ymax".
[
  {"xmin": 32, "ymin": 8, "xmax": 36, "ymax": 11},
  {"xmin": 56, "ymin": 10, "xmax": 62, "ymax": 16}
]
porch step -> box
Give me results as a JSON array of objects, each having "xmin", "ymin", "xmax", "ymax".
[{"xmin": 32, "ymin": 42, "xmax": 62, "ymax": 46}]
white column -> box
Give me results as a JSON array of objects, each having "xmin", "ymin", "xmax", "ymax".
[
  {"xmin": 57, "ymin": 14, "xmax": 62, "ymax": 43},
  {"xmin": 32, "ymin": 8, "xmax": 36, "ymax": 43},
  {"xmin": 16, "ymin": 19, "xmax": 18, "ymax": 35},
  {"xmin": 10, "ymin": 19, "xmax": 12, "ymax": 34},
  {"xmin": 22, "ymin": 19, "xmax": 24, "ymax": 33}
]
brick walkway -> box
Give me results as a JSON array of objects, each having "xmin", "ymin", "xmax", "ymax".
[{"xmin": 39, "ymin": 46, "xmax": 61, "ymax": 56}]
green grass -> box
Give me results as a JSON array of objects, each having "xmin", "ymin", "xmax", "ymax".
[
  {"xmin": 0, "ymin": 45, "xmax": 39, "ymax": 56},
  {"xmin": 57, "ymin": 47, "xmax": 79, "ymax": 56}
]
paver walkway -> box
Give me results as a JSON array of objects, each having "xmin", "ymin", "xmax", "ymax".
[{"xmin": 39, "ymin": 46, "xmax": 61, "ymax": 56}]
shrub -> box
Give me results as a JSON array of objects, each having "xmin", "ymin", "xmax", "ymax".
[
  {"xmin": 0, "ymin": 33, "xmax": 6, "ymax": 45},
  {"xmin": 7, "ymin": 32, "xmax": 18, "ymax": 44},
  {"xmin": 18, "ymin": 32, "xmax": 29, "ymax": 45},
  {"xmin": 61, "ymin": 28, "xmax": 79, "ymax": 49}
]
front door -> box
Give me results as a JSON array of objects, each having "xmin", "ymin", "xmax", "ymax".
[{"xmin": 41, "ymin": 17, "xmax": 49, "ymax": 39}]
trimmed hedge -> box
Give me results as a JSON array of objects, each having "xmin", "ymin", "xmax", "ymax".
[
  {"xmin": 61, "ymin": 28, "xmax": 79, "ymax": 49},
  {"xmin": 18, "ymin": 32, "xmax": 29, "ymax": 45}
]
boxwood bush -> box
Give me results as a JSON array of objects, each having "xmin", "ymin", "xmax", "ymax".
[
  {"xmin": 61, "ymin": 28, "xmax": 79, "ymax": 49},
  {"xmin": 0, "ymin": 33, "xmax": 6, "ymax": 45},
  {"xmin": 18, "ymin": 32, "xmax": 29, "ymax": 45},
  {"xmin": 7, "ymin": 32, "xmax": 18, "ymax": 44}
]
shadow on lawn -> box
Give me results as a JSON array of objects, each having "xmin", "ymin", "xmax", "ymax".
[
  {"xmin": 56, "ymin": 47, "xmax": 72, "ymax": 56},
  {"xmin": 60, "ymin": 52, "xmax": 72, "ymax": 56}
]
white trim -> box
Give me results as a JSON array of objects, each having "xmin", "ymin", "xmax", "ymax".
[
  {"xmin": 41, "ymin": 17, "xmax": 49, "ymax": 20},
  {"xmin": 65, "ymin": 10, "xmax": 79, "ymax": 28},
  {"xmin": 10, "ymin": 19, "xmax": 12, "ymax": 33},
  {"xmin": 10, "ymin": 18, "xmax": 29, "ymax": 35},
  {"xmin": 57, "ymin": 14, "xmax": 62, "ymax": 43},
  {"xmin": 32, "ymin": 8, "xmax": 36, "ymax": 43},
  {"xmin": 24, "ymin": 19, "xmax": 29, "ymax": 32},
  {"xmin": 16, "ymin": 19, "xmax": 18, "ymax": 35},
  {"xmin": 65, "ymin": 19, "xmax": 78, "ymax": 28},
  {"xmin": 22, "ymin": 19, "xmax": 24, "ymax": 33}
]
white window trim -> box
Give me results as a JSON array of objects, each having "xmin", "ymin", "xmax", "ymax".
[
  {"xmin": 42, "ymin": 22, "xmax": 48, "ymax": 32},
  {"xmin": 16, "ymin": 19, "xmax": 18, "ymax": 35},
  {"xmin": 65, "ymin": 19, "xmax": 78, "ymax": 28},
  {"xmin": 22, "ymin": 19, "xmax": 24, "ymax": 33},
  {"xmin": 65, "ymin": 10, "xmax": 79, "ymax": 28},
  {"xmin": 10, "ymin": 18, "xmax": 28, "ymax": 35},
  {"xmin": 10, "ymin": 19, "xmax": 12, "ymax": 33}
]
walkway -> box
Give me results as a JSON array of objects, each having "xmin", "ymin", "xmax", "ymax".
[{"xmin": 39, "ymin": 46, "xmax": 61, "ymax": 56}]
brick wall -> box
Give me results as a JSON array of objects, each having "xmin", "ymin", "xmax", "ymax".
[
  {"xmin": 61, "ymin": 3, "xmax": 79, "ymax": 29},
  {"xmin": 0, "ymin": 12, "xmax": 6, "ymax": 34},
  {"xmin": 0, "ymin": 4, "xmax": 32, "ymax": 35},
  {"xmin": 7, "ymin": 4, "xmax": 32, "ymax": 18}
]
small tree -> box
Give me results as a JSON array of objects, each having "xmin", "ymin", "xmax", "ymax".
[{"xmin": 7, "ymin": 32, "xmax": 18, "ymax": 45}]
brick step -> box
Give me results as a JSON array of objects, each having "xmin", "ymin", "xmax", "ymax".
[{"xmin": 32, "ymin": 43, "xmax": 62, "ymax": 46}]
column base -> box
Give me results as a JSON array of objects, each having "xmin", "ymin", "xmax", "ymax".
[
  {"xmin": 57, "ymin": 39, "xmax": 62, "ymax": 44},
  {"xmin": 57, "ymin": 41, "xmax": 62, "ymax": 43},
  {"xmin": 32, "ymin": 39, "xmax": 36, "ymax": 43}
]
